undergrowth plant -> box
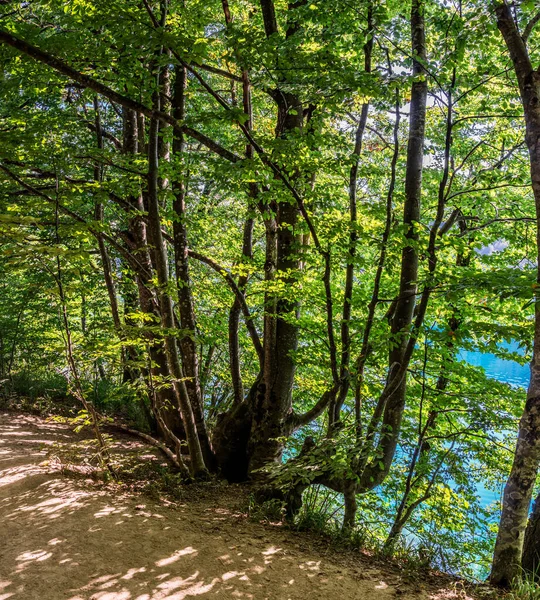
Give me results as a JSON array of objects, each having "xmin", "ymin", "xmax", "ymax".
[{"xmin": 507, "ymin": 569, "xmax": 540, "ymax": 600}]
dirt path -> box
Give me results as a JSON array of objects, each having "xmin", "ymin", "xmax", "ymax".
[{"xmin": 0, "ymin": 412, "xmax": 478, "ymax": 600}]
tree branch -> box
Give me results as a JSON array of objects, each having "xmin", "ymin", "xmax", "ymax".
[
  {"xmin": 0, "ymin": 163, "xmax": 152, "ymax": 278},
  {"xmin": 187, "ymin": 249, "xmax": 264, "ymax": 364},
  {"xmin": 523, "ymin": 10, "xmax": 540, "ymax": 43},
  {"xmin": 0, "ymin": 28, "xmax": 241, "ymax": 163},
  {"xmin": 290, "ymin": 385, "xmax": 339, "ymax": 429}
]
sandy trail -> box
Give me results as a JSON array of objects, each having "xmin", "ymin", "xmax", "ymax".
[{"xmin": 0, "ymin": 412, "xmax": 471, "ymax": 600}]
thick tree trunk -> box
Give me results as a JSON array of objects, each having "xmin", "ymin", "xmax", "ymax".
[
  {"xmin": 492, "ymin": 396, "xmax": 540, "ymax": 585},
  {"xmin": 249, "ymin": 106, "xmax": 302, "ymax": 472},
  {"xmin": 240, "ymin": 2, "xmax": 304, "ymax": 474},
  {"xmin": 491, "ymin": 2, "xmax": 540, "ymax": 586}
]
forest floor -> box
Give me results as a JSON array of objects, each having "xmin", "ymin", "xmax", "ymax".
[{"xmin": 0, "ymin": 411, "xmax": 501, "ymax": 600}]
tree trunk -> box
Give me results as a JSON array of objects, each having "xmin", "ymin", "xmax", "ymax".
[
  {"xmin": 248, "ymin": 89, "xmax": 303, "ymax": 472},
  {"xmin": 491, "ymin": 2, "xmax": 540, "ymax": 586},
  {"xmin": 358, "ymin": 0, "xmax": 427, "ymax": 491},
  {"xmin": 121, "ymin": 107, "xmax": 183, "ymax": 438},
  {"xmin": 523, "ymin": 490, "xmax": 540, "ymax": 574},
  {"xmin": 492, "ymin": 396, "xmax": 540, "ymax": 585},
  {"xmin": 220, "ymin": 0, "xmax": 304, "ymax": 476},
  {"xmin": 228, "ymin": 215, "xmax": 254, "ymax": 405},
  {"xmin": 228, "ymin": 62, "xmax": 256, "ymax": 407},
  {"xmin": 171, "ymin": 64, "xmax": 215, "ymax": 469},
  {"xmin": 147, "ymin": 110, "xmax": 208, "ymax": 477},
  {"xmin": 330, "ymin": 1, "xmax": 374, "ymax": 432}
]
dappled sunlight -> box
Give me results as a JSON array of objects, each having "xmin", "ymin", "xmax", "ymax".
[
  {"xmin": 0, "ymin": 430, "xmax": 37, "ymax": 437},
  {"xmin": 298, "ymin": 559, "xmax": 321, "ymax": 575},
  {"xmin": 94, "ymin": 505, "xmax": 127, "ymax": 519},
  {"xmin": 7, "ymin": 485, "xmax": 90, "ymax": 520},
  {"xmin": 155, "ymin": 547, "xmax": 198, "ymax": 567},
  {"xmin": 0, "ymin": 464, "xmax": 47, "ymax": 487},
  {"xmin": 0, "ymin": 412, "xmax": 453, "ymax": 599},
  {"xmin": 121, "ymin": 568, "xmax": 147, "ymax": 581},
  {"xmin": 14, "ymin": 549, "xmax": 53, "ymax": 573}
]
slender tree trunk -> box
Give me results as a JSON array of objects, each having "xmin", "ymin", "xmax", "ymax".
[
  {"xmin": 357, "ymin": 0, "xmax": 428, "ymax": 491},
  {"xmin": 6, "ymin": 305, "xmax": 24, "ymax": 379},
  {"xmin": 384, "ymin": 410, "xmax": 437, "ymax": 551},
  {"xmin": 147, "ymin": 105, "xmax": 207, "ymax": 476},
  {"xmin": 329, "ymin": 1, "xmax": 374, "ymax": 433},
  {"xmin": 228, "ymin": 216, "xmax": 254, "ymax": 405},
  {"xmin": 220, "ymin": 0, "xmax": 257, "ymax": 408},
  {"xmin": 171, "ymin": 64, "xmax": 215, "ymax": 469},
  {"xmin": 522, "ymin": 490, "xmax": 540, "ymax": 574},
  {"xmin": 92, "ymin": 98, "xmax": 125, "ymax": 356},
  {"xmin": 120, "ymin": 107, "xmax": 183, "ymax": 437}
]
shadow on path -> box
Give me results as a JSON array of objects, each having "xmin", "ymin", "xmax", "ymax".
[{"xmin": 0, "ymin": 412, "xmax": 461, "ymax": 600}]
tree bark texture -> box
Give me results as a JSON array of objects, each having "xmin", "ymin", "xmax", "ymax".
[{"xmin": 491, "ymin": 1, "xmax": 540, "ymax": 586}]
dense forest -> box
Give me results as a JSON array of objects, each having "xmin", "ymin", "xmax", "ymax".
[{"xmin": 4, "ymin": 0, "xmax": 540, "ymax": 592}]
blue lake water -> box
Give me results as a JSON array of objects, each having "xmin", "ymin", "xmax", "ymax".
[
  {"xmin": 458, "ymin": 343, "xmax": 529, "ymax": 509},
  {"xmin": 459, "ymin": 345, "xmax": 530, "ymax": 389},
  {"xmin": 432, "ymin": 345, "xmax": 529, "ymax": 576}
]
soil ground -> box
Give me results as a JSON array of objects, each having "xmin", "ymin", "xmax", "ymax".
[{"xmin": 0, "ymin": 412, "xmax": 498, "ymax": 600}]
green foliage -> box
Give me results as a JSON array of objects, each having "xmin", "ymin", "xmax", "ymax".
[
  {"xmin": 1, "ymin": 0, "xmax": 539, "ymax": 583},
  {"xmin": 508, "ymin": 571, "xmax": 540, "ymax": 600}
]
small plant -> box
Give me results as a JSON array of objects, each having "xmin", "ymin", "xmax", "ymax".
[
  {"xmin": 247, "ymin": 495, "xmax": 285, "ymax": 523},
  {"xmin": 294, "ymin": 486, "xmax": 341, "ymax": 534},
  {"xmin": 507, "ymin": 570, "xmax": 540, "ymax": 600}
]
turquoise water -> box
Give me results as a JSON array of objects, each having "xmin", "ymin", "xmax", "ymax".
[
  {"xmin": 458, "ymin": 343, "xmax": 530, "ymax": 389},
  {"xmin": 458, "ymin": 342, "xmax": 529, "ymax": 508}
]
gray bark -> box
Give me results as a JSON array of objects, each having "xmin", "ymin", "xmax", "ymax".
[{"xmin": 491, "ymin": 2, "xmax": 540, "ymax": 586}]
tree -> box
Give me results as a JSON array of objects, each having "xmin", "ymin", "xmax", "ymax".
[{"xmin": 490, "ymin": 1, "xmax": 540, "ymax": 586}]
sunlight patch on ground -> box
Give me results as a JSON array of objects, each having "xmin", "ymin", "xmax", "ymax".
[
  {"xmin": 121, "ymin": 567, "xmax": 147, "ymax": 580},
  {"xmin": 0, "ymin": 465, "xmax": 44, "ymax": 487},
  {"xmin": 47, "ymin": 537, "xmax": 65, "ymax": 545},
  {"xmin": 9, "ymin": 490, "xmax": 88, "ymax": 519},
  {"xmin": 155, "ymin": 547, "xmax": 198, "ymax": 567},
  {"xmin": 77, "ymin": 573, "xmax": 123, "ymax": 592},
  {"xmin": 15, "ymin": 549, "xmax": 53, "ymax": 573},
  {"xmin": 151, "ymin": 572, "xmax": 219, "ymax": 599},
  {"xmin": 94, "ymin": 505, "xmax": 127, "ymax": 519},
  {"xmin": 261, "ymin": 546, "xmax": 281, "ymax": 556},
  {"xmin": 0, "ymin": 580, "xmax": 13, "ymax": 599}
]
